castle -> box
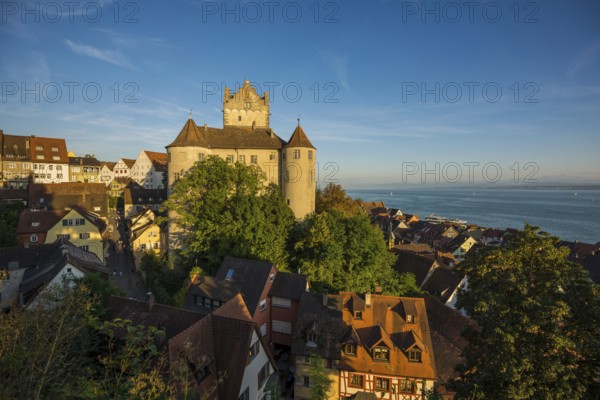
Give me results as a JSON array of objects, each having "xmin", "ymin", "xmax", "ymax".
[{"xmin": 166, "ymin": 80, "xmax": 316, "ymax": 248}]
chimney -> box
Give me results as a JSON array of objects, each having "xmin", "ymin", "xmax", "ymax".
[
  {"xmin": 204, "ymin": 124, "xmax": 208, "ymax": 131},
  {"xmin": 147, "ymin": 292, "xmax": 155, "ymax": 311},
  {"xmin": 322, "ymin": 293, "xmax": 328, "ymax": 307},
  {"xmin": 365, "ymin": 292, "xmax": 371, "ymax": 307}
]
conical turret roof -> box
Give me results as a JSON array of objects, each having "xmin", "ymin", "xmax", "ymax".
[{"xmin": 285, "ymin": 123, "xmax": 315, "ymax": 149}]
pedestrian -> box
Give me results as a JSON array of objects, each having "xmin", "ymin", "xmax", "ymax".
[{"xmin": 119, "ymin": 271, "xmax": 123, "ymax": 277}]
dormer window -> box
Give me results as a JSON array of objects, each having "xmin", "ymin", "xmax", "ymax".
[
  {"xmin": 343, "ymin": 343, "xmax": 357, "ymax": 356},
  {"xmin": 373, "ymin": 346, "xmax": 390, "ymax": 361},
  {"xmin": 408, "ymin": 348, "xmax": 422, "ymax": 363},
  {"xmin": 354, "ymin": 311, "xmax": 363, "ymax": 320},
  {"xmin": 307, "ymin": 332, "xmax": 317, "ymax": 347},
  {"xmin": 31, "ymin": 221, "xmax": 40, "ymax": 227},
  {"xmin": 406, "ymin": 314, "xmax": 415, "ymax": 323}
]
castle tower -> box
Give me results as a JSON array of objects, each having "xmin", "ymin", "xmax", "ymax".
[
  {"xmin": 282, "ymin": 120, "xmax": 316, "ymax": 219},
  {"xmin": 223, "ymin": 80, "xmax": 270, "ymax": 129}
]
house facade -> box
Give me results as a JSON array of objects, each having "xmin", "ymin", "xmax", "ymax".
[
  {"xmin": 130, "ymin": 150, "xmax": 167, "ymax": 189},
  {"xmin": 29, "ymin": 136, "xmax": 69, "ymax": 184},
  {"xmin": 69, "ymin": 156, "xmax": 101, "ymax": 183},
  {"xmin": 123, "ymin": 187, "xmax": 166, "ymax": 217},
  {"xmin": 268, "ymin": 272, "xmax": 309, "ymax": 347},
  {"xmin": 113, "ymin": 158, "xmax": 135, "ymax": 178},
  {"xmin": 100, "ymin": 162, "xmax": 116, "ymax": 185},
  {"xmin": 16, "ymin": 208, "xmax": 106, "ymax": 262},
  {"xmin": 337, "ymin": 293, "xmax": 437, "ymax": 399},
  {"xmin": 0, "ymin": 132, "xmax": 32, "ymax": 189}
]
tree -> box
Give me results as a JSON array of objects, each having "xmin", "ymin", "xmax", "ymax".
[
  {"xmin": 290, "ymin": 211, "xmax": 421, "ymax": 296},
  {"xmin": 452, "ymin": 225, "xmax": 600, "ymax": 400},
  {"xmin": 308, "ymin": 355, "xmax": 332, "ymax": 400},
  {"xmin": 0, "ymin": 199, "xmax": 23, "ymax": 246},
  {"xmin": 162, "ymin": 156, "xmax": 295, "ymax": 274},
  {"xmin": 315, "ymin": 183, "xmax": 364, "ymax": 217},
  {"xmin": 0, "ymin": 283, "xmax": 99, "ymax": 400}
]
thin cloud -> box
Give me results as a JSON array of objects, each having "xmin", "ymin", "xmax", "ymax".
[
  {"xmin": 316, "ymin": 48, "xmax": 350, "ymax": 91},
  {"xmin": 568, "ymin": 37, "xmax": 600, "ymax": 76},
  {"xmin": 64, "ymin": 39, "xmax": 136, "ymax": 70}
]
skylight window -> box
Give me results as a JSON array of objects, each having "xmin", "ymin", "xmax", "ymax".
[{"xmin": 225, "ymin": 268, "xmax": 235, "ymax": 280}]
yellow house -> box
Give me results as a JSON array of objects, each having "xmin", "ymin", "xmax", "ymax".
[
  {"xmin": 130, "ymin": 208, "xmax": 163, "ymax": 257},
  {"xmin": 45, "ymin": 208, "xmax": 106, "ymax": 262}
]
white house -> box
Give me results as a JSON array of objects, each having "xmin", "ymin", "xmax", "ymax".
[
  {"xmin": 30, "ymin": 136, "xmax": 69, "ymax": 183},
  {"xmin": 113, "ymin": 158, "xmax": 135, "ymax": 178},
  {"xmin": 129, "ymin": 150, "xmax": 167, "ymax": 189}
]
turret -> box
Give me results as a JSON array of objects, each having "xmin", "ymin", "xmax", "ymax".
[{"xmin": 282, "ymin": 119, "xmax": 316, "ymax": 219}]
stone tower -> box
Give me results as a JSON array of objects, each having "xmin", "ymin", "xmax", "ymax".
[
  {"xmin": 282, "ymin": 120, "xmax": 316, "ymax": 219},
  {"xmin": 223, "ymin": 80, "xmax": 270, "ymax": 129}
]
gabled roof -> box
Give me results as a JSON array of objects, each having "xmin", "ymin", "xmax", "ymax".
[
  {"xmin": 285, "ymin": 123, "xmax": 316, "ymax": 149},
  {"xmin": 340, "ymin": 324, "xmax": 361, "ymax": 345},
  {"xmin": 268, "ymin": 271, "xmax": 308, "ymax": 300},
  {"xmin": 168, "ymin": 118, "xmax": 286, "ymax": 149},
  {"xmin": 421, "ymin": 267, "xmax": 464, "ymax": 303},
  {"xmin": 20, "ymin": 239, "xmax": 110, "ymax": 298},
  {"xmin": 365, "ymin": 324, "xmax": 393, "ymax": 349},
  {"xmin": 118, "ymin": 158, "xmax": 136, "ymax": 168},
  {"xmin": 168, "ymin": 294, "xmax": 275, "ymax": 400}
]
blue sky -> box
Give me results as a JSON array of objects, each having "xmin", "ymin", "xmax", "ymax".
[{"xmin": 1, "ymin": 0, "xmax": 600, "ymax": 187}]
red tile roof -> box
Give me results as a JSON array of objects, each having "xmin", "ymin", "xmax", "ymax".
[{"xmin": 285, "ymin": 123, "xmax": 316, "ymax": 149}]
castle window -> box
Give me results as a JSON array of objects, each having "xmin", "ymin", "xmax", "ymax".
[
  {"xmin": 293, "ymin": 149, "xmax": 300, "ymax": 159},
  {"xmin": 238, "ymin": 155, "xmax": 245, "ymax": 163},
  {"xmin": 308, "ymin": 150, "xmax": 313, "ymax": 160},
  {"xmin": 269, "ymin": 152, "xmax": 276, "ymax": 161},
  {"xmin": 226, "ymin": 155, "xmax": 234, "ymax": 163},
  {"xmin": 251, "ymin": 155, "xmax": 257, "ymax": 164},
  {"xmin": 198, "ymin": 153, "xmax": 205, "ymax": 161},
  {"xmin": 238, "ymin": 116, "xmax": 242, "ymax": 121}
]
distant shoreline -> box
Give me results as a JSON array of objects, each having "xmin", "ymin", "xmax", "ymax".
[{"xmin": 348, "ymin": 185, "xmax": 600, "ymax": 191}]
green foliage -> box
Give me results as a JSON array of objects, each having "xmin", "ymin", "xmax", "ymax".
[
  {"xmin": 452, "ymin": 225, "xmax": 600, "ymax": 400},
  {"xmin": 315, "ymin": 183, "xmax": 364, "ymax": 217},
  {"xmin": 140, "ymin": 252, "xmax": 185, "ymax": 306},
  {"xmin": 77, "ymin": 272, "xmax": 126, "ymax": 316},
  {"xmin": 308, "ymin": 355, "xmax": 332, "ymax": 400},
  {"xmin": 163, "ymin": 156, "xmax": 295, "ymax": 273},
  {"xmin": 0, "ymin": 283, "xmax": 99, "ymax": 400},
  {"xmin": 0, "ymin": 200, "xmax": 23, "ymax": 246},
  {"xmin": 290, "ymin": 211, "xmax": 421, "ymax": 296}
]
